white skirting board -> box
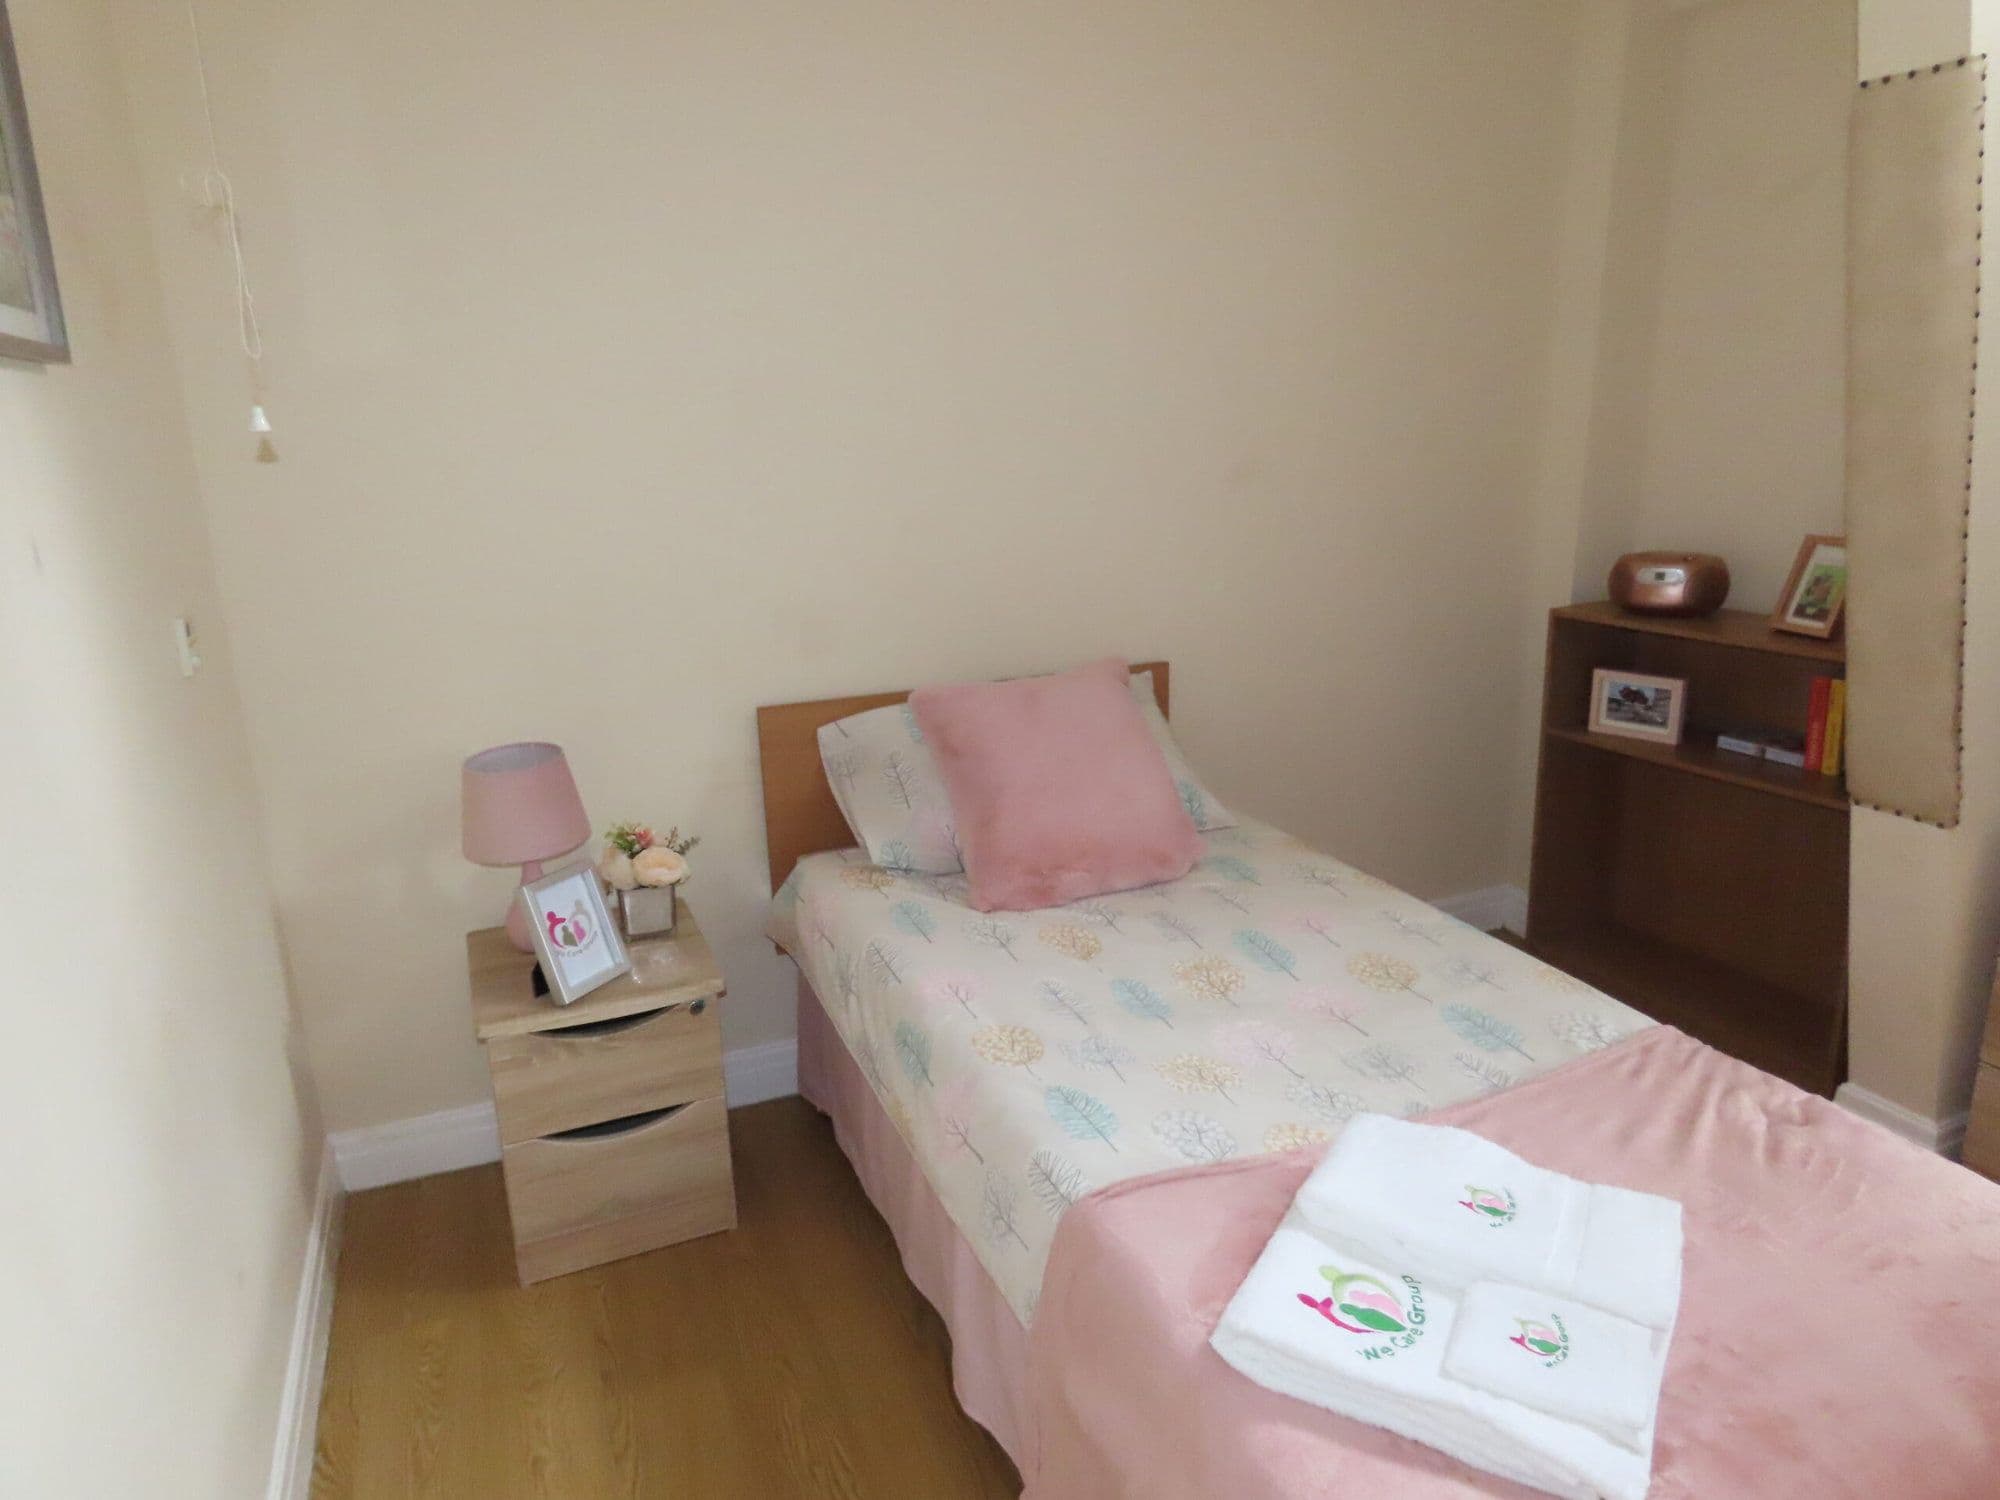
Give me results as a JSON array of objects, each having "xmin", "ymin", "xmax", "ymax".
[
  {"xmin": 1835, "ymin": 1081, "xmax": 1969, "ymax": 1158},
  {"xmin": 1433, "ymin": 882, "xmax": 1529, "ymax": 937},
  {"xmin": 267, "ymin": 1143, "xmax": 344, "ymax": 1500},
  {"xmin": 329, "ymin": 1099, "xmax": 501, "ymax": 1193},
  {"xmin": 722, "ymin": 1036, "xmax": 803, "ymax": 1108},
  {"xmin": 329, "ymin": 1038, "xmax": 804, "ymax": 1192}
]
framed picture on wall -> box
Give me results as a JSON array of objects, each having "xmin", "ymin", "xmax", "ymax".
[
  {"xmin": 1772, "ymin": 534, "xmax": 1847, "ymax": 639},
  {"xmin": 519, "ymin": 863, "xmax": 631, "ymax": 1006},
  {"xmin": 1588, "ymin": 667, "xmax": 1687, "ymax": 746},
  {"xmin": 0, "ymin": 0, "xmax": 67, "ymax": 363}
]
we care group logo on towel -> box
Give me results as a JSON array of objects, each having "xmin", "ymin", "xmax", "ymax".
[
  {"xmin": 1458, "ymin": 1184, "xmax": 1519, "ymax": 1227},
  {"xmin": 1297, "ymin": 1267, "xmax": 1430, "ymax": 1361},
  {"xmin": 1510, "ymin": 1314, "xmax": 1571, "ymax": 1368}
]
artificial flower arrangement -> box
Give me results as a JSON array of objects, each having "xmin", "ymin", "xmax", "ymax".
[{"xmin": 598, "ymin": 822, "xmax": 700, "ymax": 892}]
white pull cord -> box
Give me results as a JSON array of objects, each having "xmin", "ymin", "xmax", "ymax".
[{"xmin": 186, "ymin": 0, "xmax": 271, "ymax": 442}]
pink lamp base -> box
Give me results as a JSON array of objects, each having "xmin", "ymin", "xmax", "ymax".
[{"xmin": 503, "ymin": 859, "xmax": 546, "ymax": 952}]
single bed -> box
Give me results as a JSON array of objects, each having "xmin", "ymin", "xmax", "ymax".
[{"xmin": 756, "ymin": 663, "xmax": 2000, "ymax": 1497}]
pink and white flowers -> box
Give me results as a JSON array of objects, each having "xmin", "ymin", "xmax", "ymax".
[{"xmin": 599, "ymin": 821, "xmax": 698, "ymax": 891}]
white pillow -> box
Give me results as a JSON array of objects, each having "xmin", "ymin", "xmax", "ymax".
[
  {"xmin": 818, "ymin": 699, "xmax": 962, "ymax": 873},
  {"xmin": 816, "ymin": 670, "xmax": 1234, "ymax": 873}
]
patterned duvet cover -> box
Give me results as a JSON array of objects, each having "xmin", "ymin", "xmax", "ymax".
[{"xmin": 768, "ymin": 820, "xmax": 1646, "ymax": 1323}]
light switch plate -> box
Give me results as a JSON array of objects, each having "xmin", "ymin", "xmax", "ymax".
[{"xmin": 173, "ymin": 617, "xmax": 202, "ymax": 678}]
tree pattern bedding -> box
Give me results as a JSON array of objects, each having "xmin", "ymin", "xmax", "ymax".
[{"xmin": 767, "ymin": 820, "xmax": 1648, "ymax": 1325}]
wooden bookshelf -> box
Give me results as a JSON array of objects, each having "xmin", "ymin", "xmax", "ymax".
[{"xmin": 1526, "ymin": 604, "xmax": 1848, "ymax": 1097}]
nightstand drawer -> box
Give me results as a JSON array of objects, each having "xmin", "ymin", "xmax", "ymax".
[
  {"xmin": 502, "ymin": 1095, "xmax": 736, "ymax": 1283},
  {"xmin": 486, "ymin": 998, "xmax": 721, "ymax": 1145}
]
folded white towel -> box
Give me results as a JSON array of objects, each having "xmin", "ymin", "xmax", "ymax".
[
  {"xmin": 1210, "ymin": 1217, "xmax": 1656, "ymax": 1500},
  {"xmin": 1296, "ymin": 1114, "xmax": 1683, "ymax": 1330},
  {"xmin": 1569, "ymin": 1182, "xmax": 1683, "ymax": 1333},
  {"xmin": 1444, "ymin": 1281, "xmax": 1669, "ymax": 1453}
]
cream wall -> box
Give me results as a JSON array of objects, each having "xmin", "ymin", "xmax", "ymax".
[
  {"xmin": 110, "ymin": 0, "xmax": 1604, "ymax": 1133},
  {"xmin": 1568, "ymin": 0, "xmax": 1852, "ymax": 608},
  {"xmin": 1858, "ymin": 0, "xmax": 1969, "ymax": 76},
  {"xmin": 0, "ymin": 1, "xmax": 322, "ymax": 1495},
  {"xmin": 1508, "ymin": 0, "xmax": 1665, "ymax": 881}
]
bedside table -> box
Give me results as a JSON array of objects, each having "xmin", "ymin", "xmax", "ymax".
[{"xmin": 467, "ymin": 902, "xmax": 736, "ymax": 1284}]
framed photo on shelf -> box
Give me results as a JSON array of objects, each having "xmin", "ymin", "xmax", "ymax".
[
  {"xmin": 519, "ymin": 863, "xmax": 631, "ymax": 1006},
  {"xmin": 1588, "ymin": 667, "xmax": 1687, "ymax": 745},
  {"xmin": 1772, "ymin": 534, "xmax": 1847, "ymax": 639}
]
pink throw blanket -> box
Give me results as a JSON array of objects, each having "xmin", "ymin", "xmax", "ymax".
[{"xmin": 1023, "ymin": 1027, "xmax": 2000, "ymax": 1498}]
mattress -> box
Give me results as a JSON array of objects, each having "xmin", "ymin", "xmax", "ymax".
[{"xmin": 769, "ymin": 820, "xmax": 1648, "ymax": 1324}]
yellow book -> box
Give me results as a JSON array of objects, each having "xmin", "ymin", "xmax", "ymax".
[{"xmin": 1822, "ymin": 678, "xmax": 1847, "ymax": 778}]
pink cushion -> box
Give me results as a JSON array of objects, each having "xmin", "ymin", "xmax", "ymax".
[{"xmin": 910, "ymin": 658, "xmax": 1202, "ymax": 911}]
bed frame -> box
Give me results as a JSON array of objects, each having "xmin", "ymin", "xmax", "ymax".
[{"xmin": 754, "ymin": 661, "xmax": 1171, "ymax": 892}]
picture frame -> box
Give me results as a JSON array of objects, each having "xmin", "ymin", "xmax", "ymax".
[
  {"xmin": 519, "ymin": 862, "xmax": 631, "ymax": 1006},
  {"xmin": 1588, "ymin": 667, "xmax": 1687, "ymax": 745},
  {"xmin": 0, "ymin": 0, "xmax": 67, "ymax": 363},
  {"xmin": 1772, "ymin": 534, "xmax": 1847, "ymax": 639}
]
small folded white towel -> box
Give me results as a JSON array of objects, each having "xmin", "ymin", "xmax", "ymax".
[
  {"xmin": 1210, "ymin": 1218, "xmax": 1655, "ymax": 1500},
  {"xmin": 1295, "ymin": 1114, "xmax": 1683, "ymax": 1330},
  {"xmin": 1443, "ymin": 1281, "xmax": 1670, "ymax": 1453},
  {"xmin": 1569, "ymin": 1181, "xmax": 1683, "ymax": 1333}
]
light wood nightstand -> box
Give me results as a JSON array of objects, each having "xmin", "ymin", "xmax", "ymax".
[{"xmin": 468, "ymin": 903, "xmax": 736, "ymax": 1284}]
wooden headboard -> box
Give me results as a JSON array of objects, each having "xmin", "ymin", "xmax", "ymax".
[{"xmin": 755, "ymin": 661, "xmax": 1170, "ymax": 891}]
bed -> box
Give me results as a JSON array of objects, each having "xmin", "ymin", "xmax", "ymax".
[{"xmin": 756, "ymin": 663, "xmax": 2000, "ymax": 1497}]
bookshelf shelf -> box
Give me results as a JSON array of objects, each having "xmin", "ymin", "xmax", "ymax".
[
  {"xmin": 1543, "ymin": 726, "xmax": 1848, "ymax": 811},
  {"xmin": 1549, "ymin": 600, "xmax": 1847, "ymax": 664},
  {"xmin": 1527, "ymin": 604, "xmax": 1848, "ymax": 1097},
  {"xmin": 1528, "ymin": 924, "xmax": 1841, "ymax": 1096}
]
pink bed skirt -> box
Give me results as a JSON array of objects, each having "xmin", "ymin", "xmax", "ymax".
[{"xmin": 796, "ymin": 975, "xmax": 1038, "ymax": 1470}]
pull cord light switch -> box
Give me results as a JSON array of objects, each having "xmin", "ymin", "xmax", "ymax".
[{"xmin": 173, "ymin": 617, "xmax": 202, "ymax": 678}]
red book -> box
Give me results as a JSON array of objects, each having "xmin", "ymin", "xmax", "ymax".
[{"xmin": 1803, "ymin": 676, "xmax": 1832, "ymax": 773}]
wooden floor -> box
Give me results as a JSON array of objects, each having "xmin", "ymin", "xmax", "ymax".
[{"xmin": 312, "ymin": 1097, "xmax": 1020, "ymax": 1499}]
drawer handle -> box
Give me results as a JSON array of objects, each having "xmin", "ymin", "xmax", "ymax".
[
  {"xmin": 543, "ymin": 1005, "xmax": 674, "ymax": 1041},
  {"xmin": 544, "ymin": 1102, "xmax": 688, "ymax": 1142}
]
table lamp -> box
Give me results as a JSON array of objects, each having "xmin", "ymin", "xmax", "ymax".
[{"xmin": 462, "ymin": 742, "xmax": 592, "ymax": 951}]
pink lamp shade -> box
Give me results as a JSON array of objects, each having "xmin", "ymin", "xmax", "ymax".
[{"xmin": 462, "ymin": 742, "xmax": 592, "ymax": 950}]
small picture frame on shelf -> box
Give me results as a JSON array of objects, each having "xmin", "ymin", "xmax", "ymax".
[
  {"xmin": 519, "ymin": 863, "xmax": 631, "ymax": 1006},
  {"xmin": 1772, "ymin": 534, "xmax": 1847, "ymax": 639},
  {"xmin": 1588, "ymin": 667, "xmax": 1687, "ymax": 745}
]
